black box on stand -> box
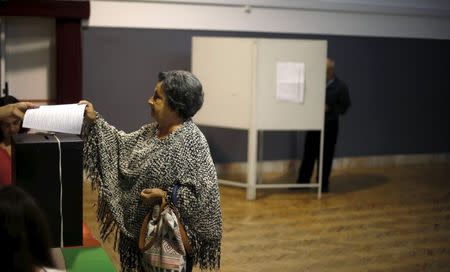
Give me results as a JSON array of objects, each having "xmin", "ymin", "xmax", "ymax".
[{"xmin": 12, "ymin": 133, "xmax": 83, "ymax": 247}]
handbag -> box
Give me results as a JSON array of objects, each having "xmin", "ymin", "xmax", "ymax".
[{"xmin": 139, "ymin": 185, "xmax": 191, "ymax": 272}]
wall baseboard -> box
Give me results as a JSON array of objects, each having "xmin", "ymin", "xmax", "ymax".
[{"xmin": 215, "ymin": 153, "xmax": 450, "ymax": 179}]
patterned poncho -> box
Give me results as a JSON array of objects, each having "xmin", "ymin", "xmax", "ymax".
[{"xmin": 82, "ymin": 116, "xmax": 222, "ymax": 271}]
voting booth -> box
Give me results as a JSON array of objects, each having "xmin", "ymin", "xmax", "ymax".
[
  {"xmin": 12, "ymin": 133, "xmax": 83, "ymax": 247},
  {"xmin": 192, "ymin": 37, "xmax": 327, "ymax": 200}
]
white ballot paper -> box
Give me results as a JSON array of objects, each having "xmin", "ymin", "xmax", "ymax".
[{"xmin": 23, "ymin": 103, "xmax": 87, "ymax": 134}]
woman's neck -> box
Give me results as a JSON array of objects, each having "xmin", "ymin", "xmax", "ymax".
[
  {"xmin": 2, "ymin": 137, "xmax": 11, "ymax": 146},
  {"xmin": 157, "ymin": 121, "xmax": 182, "ymax": 138},
  {"xmin": 0, "ymin": 139, "xmax": 11, "ymax": 156}
]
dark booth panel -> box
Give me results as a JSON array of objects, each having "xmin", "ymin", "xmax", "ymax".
[{"xmin": 12, "ymin": 133, "xmax": 83, "ymax": 247}]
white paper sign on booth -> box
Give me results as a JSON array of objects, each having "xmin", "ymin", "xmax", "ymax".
[{"xmin": 276, "ymin": 62, "xmax": 305, "ymax": 103}]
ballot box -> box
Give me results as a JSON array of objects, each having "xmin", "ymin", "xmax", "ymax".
[{"xmin": 12, "ymin": 133, "xmax": 83, "ymax": 247}]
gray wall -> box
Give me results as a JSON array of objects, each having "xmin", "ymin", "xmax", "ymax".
[{"xmin": 82, "ymin": 27, "xmax": 450, "ymax": 163}]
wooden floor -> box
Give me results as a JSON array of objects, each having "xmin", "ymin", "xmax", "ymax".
[{"xmin": 83, "ymin": 163, "xmax": 450, "ymax": 271}]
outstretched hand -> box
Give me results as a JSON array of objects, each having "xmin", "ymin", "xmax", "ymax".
[
  {"xmin": 0, "ymin": 102, "xmax": 37, "ymax": 121},
  {"xmin": 79, "ymin": 100, "xmax": 97, "ymax": 123}
]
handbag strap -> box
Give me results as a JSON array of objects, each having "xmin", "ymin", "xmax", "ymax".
[
  {"xmin": 139, "ymin": 213, "xmax": 151, "ymax": 251},
  {"xmin": 170, "ymin": 184, "xmax": 192, "ymax": 255},
  {"xmin": 139, "ymin": 184, "xmax": 179, "ymax": 252},
  {"xmin": 139, "ymin": 204, "xmax": 164, "ymax": 251}
]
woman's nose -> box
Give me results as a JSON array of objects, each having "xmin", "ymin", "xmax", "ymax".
[{"xmin": 148, "ymin": 97, "xmax": 154, "ymax": 105}]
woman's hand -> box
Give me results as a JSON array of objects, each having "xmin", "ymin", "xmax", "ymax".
[
  {"xmin": 0, "ymin": 102, "xmax": 37, "ymax": 121},
  {"xmin": 78, "ymin": 100, "xmax": 96, "ymax": 123},
  {"xmin": 140, "ymin": 188, "xmax": 167, "ymax": 206}
]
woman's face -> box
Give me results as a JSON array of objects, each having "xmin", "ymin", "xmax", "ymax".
[
  {"xmin": 148, "ymin": 81, "xmax": 178, "ymax": 124},
  {"xmin": 1, "ymin": 116, "xmax": 21, "ymax": 140}
]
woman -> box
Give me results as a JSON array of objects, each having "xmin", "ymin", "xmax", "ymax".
[
  {"xmin": 0, "ymin": 185, "xmax": 60, "ymax": 272},
  {"xmin": 81, "ymin": 70, "xmax": 222, "ymax": 271},
  {"xmin": 0, "ymin": 95, "xmax": 29, "ymax": 185}
]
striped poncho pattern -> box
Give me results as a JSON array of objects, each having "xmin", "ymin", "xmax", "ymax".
[{"xmin": 82, "ymin": 116, "xmax": 222, "ymax": 271}]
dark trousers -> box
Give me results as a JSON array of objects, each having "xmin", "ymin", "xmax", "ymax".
[{"xmin": 297, "ymin": 119, "xmax": 339, "ymax": 192}]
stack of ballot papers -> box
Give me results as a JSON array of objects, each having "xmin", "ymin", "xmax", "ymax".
[{"xmin": 22, "ymin": 104, "xmax": 87, "ymax": 134}]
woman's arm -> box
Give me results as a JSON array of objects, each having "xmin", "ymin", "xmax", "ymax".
[
  {"xmin": 0, "ymin": 102, "xmax": 36, "ymax": 121},
  {"xmin": 80, "ymin": 100, "xmax": 146, "ymax": 184}
]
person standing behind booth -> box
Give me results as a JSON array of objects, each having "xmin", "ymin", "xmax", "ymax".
[
  {"xmin": 0, "ymin": 96, "xmax": 30, "ymax": 185},
  {"xmin": 297, "ymin": 58, "xmax": 351, "ymax": 193}
]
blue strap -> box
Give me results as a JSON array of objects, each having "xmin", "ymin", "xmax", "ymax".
[{"xmin": 172, "ymin": 184, "xmax": 180, "ymax": 206}]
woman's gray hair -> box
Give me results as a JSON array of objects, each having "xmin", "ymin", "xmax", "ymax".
[{"xmin": 158, "ymin": 70, "xmax": 204, "ymax": 120}]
